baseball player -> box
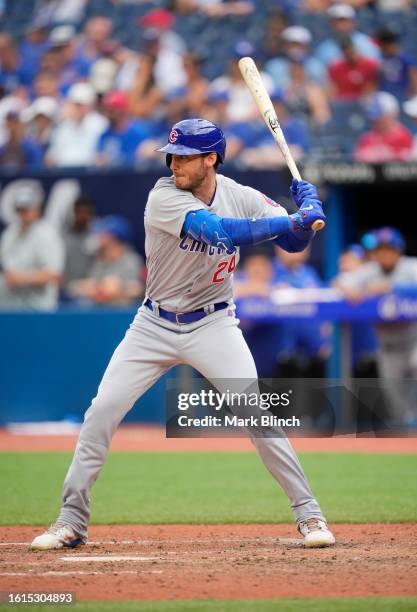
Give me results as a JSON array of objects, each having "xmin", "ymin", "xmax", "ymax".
[
  {"xmin": 31, "ymin": 119, "xmax": 335, "ymax": 550},
  {"xmin": 335, "ymin": 227, "xmax": 417, "ymax": 426}
]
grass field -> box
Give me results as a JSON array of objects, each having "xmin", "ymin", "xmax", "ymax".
[
  {"xmin": 1, "ymin": 449, "xmax": 416, "ymax": 611},
  {"xmin": 0, "ymin": 451, "xmax": 416, "ymax": 524},
  {"xmin": 0, "ymin": 598, "xmax": 417, "ymax": 612}
]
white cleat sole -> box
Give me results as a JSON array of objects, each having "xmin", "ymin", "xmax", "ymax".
[
  {"xmin": 30, "ymin": 535, "xmax": 84, "ymax": 550},
  {"xmin": 304, "ymin": 533, "xmax": 336, "ymax": 548}
]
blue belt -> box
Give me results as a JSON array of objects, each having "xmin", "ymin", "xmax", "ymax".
[{"xmin": 144, "ymin": 298, "xmax": 229, "ymax": 324}]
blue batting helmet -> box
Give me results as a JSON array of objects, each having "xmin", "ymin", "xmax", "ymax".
[{"xmin": 157, "ymin": 118, "xmax": 226, "ymax": 167}]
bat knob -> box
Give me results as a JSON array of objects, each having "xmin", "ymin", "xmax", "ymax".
[{"xmin": 311, "ymin": 219, "xmax": 325, "ymax": 232}]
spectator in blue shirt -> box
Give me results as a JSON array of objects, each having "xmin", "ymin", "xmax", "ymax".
[
  {"xmin": 377, "ymin": 27, "xmax": 417, "ymax": 101},
  {"xmin": 234, "ymin": 247, "xmax": 285, "ymax": 377},
  {"xmin": 45, "ymin": 26, "xmax": 90, "ymax": 97},
  {"xmin": 18, "ymin": 19, "xmax": 50, "ymax": 87},
  {"xmin": 96, "ymin": 91, "xmax": 152, "ymax": 167},
  {"xmin": 314, "ymin": 4, "xmax": 380, "ymax": 68},
  {"xmin": 0, "ymin": 110, "xmax": 43, "ymax": 170},
  {"xmin": 273, "ymin": 245, "xmax": 330, "ymax": 378}
]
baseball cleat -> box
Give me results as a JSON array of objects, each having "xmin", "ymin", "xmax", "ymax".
[
  {"xmin": 31, "ymin": 523, "xmax": 84, "ymax": 550},
  {"xmin": 298, "ymin": 518, "xmax": 336, "ymax": 548}
]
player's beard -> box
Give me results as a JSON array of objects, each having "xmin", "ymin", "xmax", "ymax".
[{"xmin": 173, "ymin": 162, "xmax": 207, "ymax": 192}]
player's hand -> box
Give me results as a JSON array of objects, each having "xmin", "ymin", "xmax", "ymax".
[
  {"xmin": 289, "ymin": 199, "xmax": 326, "ymax": 237},
  {"xmin": 290, "ymin": 179, "xmax": 319, "ymax": 209}
]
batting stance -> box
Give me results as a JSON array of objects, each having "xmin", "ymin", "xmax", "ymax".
[{"xmin": 32, "ymin": 119, "xmax": 335, "ymax": 550}]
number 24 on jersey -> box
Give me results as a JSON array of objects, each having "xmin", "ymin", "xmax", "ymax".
[{"xmin": 212, "ymin": 255, "xmax": 236, "ymax": 283}]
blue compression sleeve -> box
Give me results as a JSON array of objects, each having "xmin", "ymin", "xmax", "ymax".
[
  {"xmin": 183, "ymin": 210, "xmax": 291, "ymax": 246},
  {"xmin": 221, "ymin": 216, "xmax": 290, "ymax": 245}
]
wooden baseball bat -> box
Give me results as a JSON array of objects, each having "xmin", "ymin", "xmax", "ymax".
[{"xmin": 238, "ymin": 56, "xmax": 325, "ymax": 231}]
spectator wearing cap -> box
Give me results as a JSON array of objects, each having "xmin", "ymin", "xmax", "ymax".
[
  {"xmin": 377, "ymin": 27, "xmax": 417, "ymax": 101},
  {"xmin": 354, "ymin": 91, "xmax": 413, "ymax": 162},
  {"xmin": 46, "ymin": 82, "xmax": 107, "ymax": 167},
  {"xmin": 403, "ymin": 95, "xmax": 417, "ymax": 160},
  {"xmin": 0, "ymin": 181, "xmax": 65, "ymax": 310},
  {"xmin": 22, "ymin": 96, "xmax": 58, "ymax": 157},
  {"xmin": 47, "ymin": 25, "xmax": 90, "ymax": 96},
  {"xmin": 67, "ymin": 215, "xmax": 144, "ymax": 306},
  {"xmin": 265, "ymin": 26, "xmax": 326, "ymax": 89},
  {"xmin": 336, "ymin": 227, "xmax": 417, "ymax": 425},
  {"xmin": 232, "ymin": 88, "xmax": 309, "ymax": 168},
  {"xmin": 337, "ymin": 244, "xmax": 365, "ymax": 274},
  {"xmin": 95, "ymin": 91, "xmax": 151, "ymax": 167},
  {"xmin": 314, "ymin": 4, "xmax": 380, "ymax": 68},
  {"xmin": 211, "ymin": 41, "xmax": 274, "ymax": 123},
  {"xmin": 328, "ymin": 34, "xmax": 379, "ymax": 100},
  {"xmin": 0, "ymin": 106, "xmax": 43, "ymax": 169}
]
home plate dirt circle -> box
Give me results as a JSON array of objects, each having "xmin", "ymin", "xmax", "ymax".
[{"xmin": 1, "ymin": 524, "xmax": 417, "ymax": 601}]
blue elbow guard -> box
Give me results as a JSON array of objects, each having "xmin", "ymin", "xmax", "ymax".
[{"xmin": 183, "ymin": 210, "xmax": 235, "ymax": 252}]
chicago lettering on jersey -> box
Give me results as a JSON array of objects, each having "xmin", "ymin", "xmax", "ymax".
[{"xmin": 178, "ymin": 236, "xmax": 228, "ymax": 256}]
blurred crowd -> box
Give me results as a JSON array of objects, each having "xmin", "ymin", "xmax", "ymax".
[
  {"xmin": 1, "ymin": 1, "xmax": 417, "ymax": 168},
  {"xmin": 0, "ymin": 180, "xmax": 145, "ymax": 310}
]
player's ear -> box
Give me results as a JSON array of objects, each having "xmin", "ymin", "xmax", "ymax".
[{"xmin": 204, "ymin": 152, "xmax": 217, "ymax": 168}]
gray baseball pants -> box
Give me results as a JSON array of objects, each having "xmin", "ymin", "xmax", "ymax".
[
  {"xmin": 58, "ymin": 306, "xmax": 325, "ymax": 541},
  {"xmin": 377, "ymin": 333, "xmax": 417, "ymax": 426}
]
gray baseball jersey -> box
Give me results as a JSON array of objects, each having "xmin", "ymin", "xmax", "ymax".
[
  {"xmin": 0, "ymin": 219, "xmax": 65, "ymax": 310},
  {"xmin": 144, "ymin": 173, "xmax": 288, "ymax": 311},
  {"xmin": 337, "ymin": 257, "xmax": 417, "ymax": 345}
]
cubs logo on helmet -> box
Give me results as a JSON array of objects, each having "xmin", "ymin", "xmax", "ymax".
[
  {"xmin": 157, "ymin": 118, "xmax": 226, "ymax": 168},
  {"xmin": 169, "ymin": 129, "xmax": 178, "ymax": 143}
]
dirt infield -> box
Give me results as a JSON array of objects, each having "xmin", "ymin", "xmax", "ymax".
[
  {"xmin": 1, "ymin": 425, "xmax": 416, "ymax": 453},
  {"xmin": 1, "ymin": 524, "xmax": 416, "ymax": 600}
]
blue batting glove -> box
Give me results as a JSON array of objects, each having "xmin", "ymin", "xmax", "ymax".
[
  {"xmin": 289, "ymin": 199, "xmax": 326, "ymax": 238},
  {"xmin": 290, "ymin": 179, "xmax": 319, "ymax": 209}
]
